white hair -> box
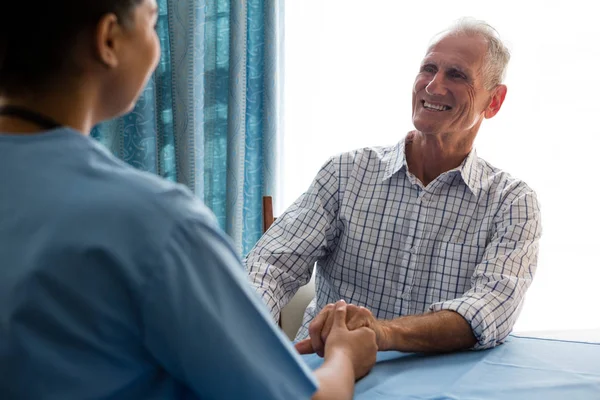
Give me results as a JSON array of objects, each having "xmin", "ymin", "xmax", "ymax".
[{"xmin": 429, "ymin": 17, "xmax": 511, "ymax": 90}]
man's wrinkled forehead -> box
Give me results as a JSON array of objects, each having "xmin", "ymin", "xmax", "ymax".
[{"xmin": 422, "ymin": 34, "xmax": 487, "ymax": 73}]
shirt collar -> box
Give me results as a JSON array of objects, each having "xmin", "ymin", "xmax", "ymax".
[
  {"xmin": 382, "ymin": 135, "xmax": 481, "ymax": 196},
  {"xmin": 456, "ymin": 148, "xmax": 480, "ymax": 196},
  {"xmin": 382, "ymin": 139, "xmax": 408, "ymax": 181}
]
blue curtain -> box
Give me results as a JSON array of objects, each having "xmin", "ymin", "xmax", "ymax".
[{"xmin": 92, "ymin": 0, "xmax": 283, "ymax": 255}]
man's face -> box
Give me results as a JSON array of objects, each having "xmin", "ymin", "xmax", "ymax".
[{"xmin": 411, "ymin": 34, "xmax": 496, "ymax": 138}]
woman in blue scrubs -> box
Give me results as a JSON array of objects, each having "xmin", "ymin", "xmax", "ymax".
[{"xmin": 0, "ymin": 1, "xmax": 377, "ymax": 399}]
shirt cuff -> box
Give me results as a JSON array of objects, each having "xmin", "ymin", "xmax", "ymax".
[
  {"xmin": 429, "ymin": 296, "xmax": 501, "ymax": 350},
  {"xmin": 247, "ymin": 274, "xmax": 282, "ymax": 322}
]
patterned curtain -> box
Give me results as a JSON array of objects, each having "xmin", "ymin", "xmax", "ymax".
[{"xmin": 92, "ymin": 0, "xmax": 283, "ymax": 255}]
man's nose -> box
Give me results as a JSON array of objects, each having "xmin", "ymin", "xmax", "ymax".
[{"xmin": 425, "ymin": 73, "xmax": 447, "ymax": 96}]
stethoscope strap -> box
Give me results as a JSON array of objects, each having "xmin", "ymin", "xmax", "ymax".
[{"xmin": 0, "ymin": 105, "xmax": 62, "ymax": 130}]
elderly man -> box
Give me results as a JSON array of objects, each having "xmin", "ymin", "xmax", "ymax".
[{"xmin": 246, "ymin": 18, "xmax": 541, "ymax": 356}]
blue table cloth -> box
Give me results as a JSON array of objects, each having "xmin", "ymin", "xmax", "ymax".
[{"xmin": 301, "ymin": 335, "xmax": 600, "ymax": 399}]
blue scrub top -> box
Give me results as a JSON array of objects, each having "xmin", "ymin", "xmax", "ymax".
[{"xmin": 0, "ymin": 128, "xmax": 317, "ymax": 400}]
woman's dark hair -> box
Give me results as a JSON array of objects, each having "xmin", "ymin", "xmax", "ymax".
[{"xmin": 0, "ymin": 0, "xmax": 144, "ymax": 96}]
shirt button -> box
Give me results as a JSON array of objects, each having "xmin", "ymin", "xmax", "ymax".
[
  {"xmin": 401, "ymin": 293, "xmax": 412, "ymax": 300},
  {"xmin": 410, "ymin": 247, "xmax": 417, "ymax": 254}
]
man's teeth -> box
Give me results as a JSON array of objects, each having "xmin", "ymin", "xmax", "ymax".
[{"xmin": 423, "ymin": 101, "xmax": 450, "ymax": 111}]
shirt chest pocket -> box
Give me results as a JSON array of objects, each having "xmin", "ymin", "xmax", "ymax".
[{"xmin": 426, "ymin": 241, "xmax": 486, "ymax": 304}]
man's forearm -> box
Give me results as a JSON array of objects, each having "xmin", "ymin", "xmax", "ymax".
[{"xmin": 379, "ymin": 310, "xmax": 477, "ymax": 353}]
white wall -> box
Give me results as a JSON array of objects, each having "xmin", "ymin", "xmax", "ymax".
[{"xmin": 282, "ymin": 0, "xmax": 600, "ymax": 332}]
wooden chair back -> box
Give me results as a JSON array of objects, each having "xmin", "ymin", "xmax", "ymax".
[{"xmin": 262, "ymin": 196, "xmax": 276, "ymax": 233}]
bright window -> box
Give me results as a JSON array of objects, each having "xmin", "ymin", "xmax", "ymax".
[{"xmin": 281, "ymin": 0, "xmax": 600, "ymax": 332}]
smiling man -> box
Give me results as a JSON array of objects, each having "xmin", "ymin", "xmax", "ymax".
[{"xmin": 246, "ymin": 18, "xmax": 542, "ymax": 356}]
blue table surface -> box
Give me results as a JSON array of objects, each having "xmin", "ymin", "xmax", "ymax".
[{"xmin": 301, "ymin": 335, "xmax": 600, "ymax": 399}]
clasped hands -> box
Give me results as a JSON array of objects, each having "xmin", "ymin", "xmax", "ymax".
[{"xmin": 295, "ymin": 301, "xmax": 390, "ymax": 357}]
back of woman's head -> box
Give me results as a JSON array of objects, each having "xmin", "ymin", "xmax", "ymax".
[{"xmin": 0, "ymin": 0, "xmax": 143, "ymax": 96}]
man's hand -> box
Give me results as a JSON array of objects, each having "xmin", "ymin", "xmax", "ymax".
[
  {"xmin": 320, "ymin": 300, "xmax": 378, "ymax": 380},
  {"xmin": 295, "ymin": 302, "xmax": 389, "ymax": 357}
]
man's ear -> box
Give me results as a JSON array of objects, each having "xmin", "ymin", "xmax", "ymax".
[
  {"xmin": 94, "ymin": 13, "xmax": 122, "ymax": 68},
  {"xmin": 484, "ymin": 84, "xmax": 507, "ymax": 119}
]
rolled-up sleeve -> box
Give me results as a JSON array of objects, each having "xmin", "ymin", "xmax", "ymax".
[
  {"xmin": 245, "ymin": 158, "xmax": 341, "ymax": 322},
  {"xmin": 430, "ymin": 187, "xmax": 542, "ymax": 350}
]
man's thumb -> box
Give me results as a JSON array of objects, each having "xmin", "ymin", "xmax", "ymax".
[{"xmin": 294, "ymin": 339, "xmax": 315, "ymax": 355}]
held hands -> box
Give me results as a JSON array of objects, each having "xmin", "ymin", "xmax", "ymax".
[
  {"xmin": 295, "ymin": 301, "xmax": 389, "ymax": 357},
  {"xmin": 307, "ymin": 300, "xmax": 378, "ymax": 380}
]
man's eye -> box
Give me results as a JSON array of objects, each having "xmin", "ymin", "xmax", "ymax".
[
  {"xmin": 422, "ymin": 66, "xmax": 436, "ymax": 73},
  {"xmin": 450, "ymin": 72, "xmax": 466, "ymax": 79}
]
